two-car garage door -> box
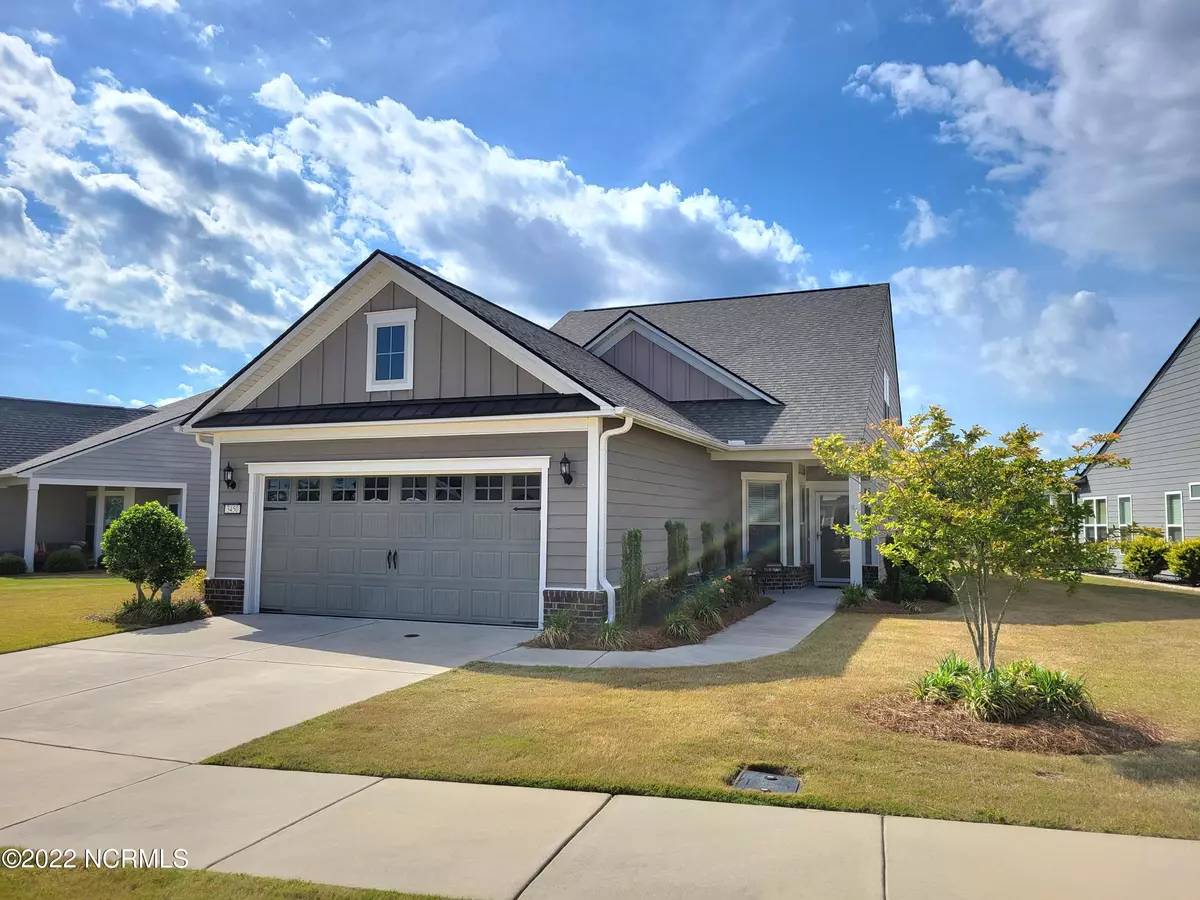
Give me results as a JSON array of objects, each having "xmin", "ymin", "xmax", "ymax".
[{"xmin": 258, "ymin": 471, "xmax": 542, "ymax": 626}]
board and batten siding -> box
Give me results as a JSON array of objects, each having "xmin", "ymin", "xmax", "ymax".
[
  {"xmin": 600, "ymin": 330, "xmax": 739, "ymax": 401},
  {"xmin": 28, "ymin": 422, "xmax": 212, "ymax": 565},
  {"xmin": 606, "ymin": 425, "xmax": 739, "ymax": 583},
  {"xmin": 214, "ymin": 433, "xmax": 588, "ymax": 587},
  {"xmin": 248, "ymin": 282, "xmax": 558, "ymax": 409},
  {"xmin": 1083, "ymin": 323, "xmax": 1200, "ymax": 545}
]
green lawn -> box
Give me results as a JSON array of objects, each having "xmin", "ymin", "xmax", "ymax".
[
  {"xmin": 0, "ymin": 861, "xmax": 451, "ymax": 899},
  {"xmin": 209, "ymin": 579, "xmax": 1200, "ymax": 839}
]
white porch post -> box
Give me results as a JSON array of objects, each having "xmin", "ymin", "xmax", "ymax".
[
  {"xmin": 93, "ymin": 488, "xmax": 105, "ymax": 561},
  {"xmin": 848, "ymin": 474, "xmax": 864, "ymax": 585},
  {"xmin": 791, "ymin": 461, "xmax": 803, "ymax": 566},
  {"xmin": 22, "ymin": 482, "xmax": 39, "ymax": 571}
]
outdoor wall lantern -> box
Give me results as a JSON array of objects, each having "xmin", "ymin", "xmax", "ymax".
[
  {"xmin": 222, "ymin": 462, "xmax": 237, "ymax": 491},
  {"xmin": 559, "ymin": 453, "xmax": 573, "ymax": 486}
]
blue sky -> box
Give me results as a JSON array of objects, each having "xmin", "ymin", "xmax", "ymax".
[{"xmin": 1, "ymin": 0, "xmax": 1196, "ymax": 455}]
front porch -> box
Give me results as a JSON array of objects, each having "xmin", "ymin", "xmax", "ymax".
[{"xmin": 2, "ymin": 480, "xmax": 185, "ymax": 570}]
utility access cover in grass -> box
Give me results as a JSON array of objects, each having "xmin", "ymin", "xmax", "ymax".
[{"xmin": 733, "ymin": 768, "xmax": 801, "ymax": 794}]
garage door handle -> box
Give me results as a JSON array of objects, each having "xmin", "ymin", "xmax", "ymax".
[
  {"xmin": 387, "ymin": 550, "xmax": 395, "ymax": 570},
  {"xmin": 512, "ymin": 506, "xmax": 541, "ymax": 511}
]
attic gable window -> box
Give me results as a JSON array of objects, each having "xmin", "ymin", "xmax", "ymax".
[{"xmin": 365, "ymin": 307, "xmax": 417, "ymax": 392}]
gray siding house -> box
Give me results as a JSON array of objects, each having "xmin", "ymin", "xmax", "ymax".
[
  {"xmin": 1078, "ymin": 317, "xmax": 1200, "ymax": 552},
  {"xmin": 184, "ymin": 250, "xmax": 900, "ymax": 626},
  {"xmin": 0, "ymin": 394, "xmax": 214, "ymax": 570}
]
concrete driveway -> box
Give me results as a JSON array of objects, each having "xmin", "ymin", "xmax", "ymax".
[{"xmin": 0, "ymin": 614, "xmax": 527, "ymax": 767}]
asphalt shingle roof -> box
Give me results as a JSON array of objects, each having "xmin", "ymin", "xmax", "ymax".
[
  {"xmin": 1, "ymin": 392, "xmax": 213, "ymax": 475},
  {"xmin": 0, "ymin": 397, "xmax": 152, "ymax": 472},
  {"xmin": 552, "ymin": 284, "xmax": 894, "ymax": 445}
]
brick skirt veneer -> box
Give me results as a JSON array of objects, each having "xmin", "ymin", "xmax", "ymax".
[
  {"xmin": 754, "ymin": 564, "xmax": 814, "ymax": 591},
  {"xmin": 203, "ymin": 578, "xmax": 244, "ymax": 615},
  {"xmin": 543, "ymin": 589, "xmax": 607, "ymax": 624}
]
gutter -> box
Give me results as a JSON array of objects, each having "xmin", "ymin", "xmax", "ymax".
[{"xmin": 597, "ymin": 414, "xmax": 634, "ymax": 622}]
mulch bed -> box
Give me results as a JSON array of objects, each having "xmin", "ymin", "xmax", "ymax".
[
  {"xmin": 859, "ymin": 692, "xmax": 1167, "ymax": 755},
  {"xmin": 842, "ymin": 599, "xmax": 949, "ymax": 615},
  {"xmin": 523, "ymin": 595, "xmax": 774, "ymax": 651}
]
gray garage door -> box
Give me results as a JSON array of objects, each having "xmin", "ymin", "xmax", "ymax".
[{"xmin": 258, "ymin": 472, "xmax": 542, "ymax": 626}]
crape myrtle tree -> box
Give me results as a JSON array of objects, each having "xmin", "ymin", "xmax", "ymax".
[{"xmin": 812, "ymin": 407, "xmax": 1127, "ymax": 673}]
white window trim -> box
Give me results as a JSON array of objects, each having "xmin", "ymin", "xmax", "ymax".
[
  {"xmin": 1116, "ymin": 494, "xmax": 1133, "ymax": 528},
  {"xmin": 242, "ymin": 456, "xmax": 551, "ymax": 625},
  {"xmin": 740, "ymin": 471, "xmax": 789, "ymax": 566},
  {"xmin": 883, "ymin": 373, "xmax": 891, "ymax": 419},
  {"xmin": 365, "ymin": 307, "xmax": 417, "ymax": 393},
  {"xmin": 1189, "ymin": 482, "xmax": 1200, "ymax": 501},
  {"xmin": 1078, "ymin": 494, "xmax": 1109, "ymax": 543},
  {"xmin": 1165, "ymin": 491, "xmax": 1184, "ymax": 542}
]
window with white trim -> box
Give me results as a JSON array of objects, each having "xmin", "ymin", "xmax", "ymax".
[
  {"xmin": 474, "ymin": 475, "xmax": 503, "ymax": 501},
  {"xmin": 296, "ymin": 478, "xmax": 321, "ymax": 502},
  {"xmin": 365, "ymin": 308, "xmax": 417, "ymax": 392},
  {"xmin": 511, "ymin": 473, "xmax": 540, "ymax": 502},
  {"xmin": 1117, "ymin": 495, "xmax": 1132, "ymax": 530},
  {"xmin": 363, "ymin": 476, "xmax": 390, "ymax": 502},
  {"xmin": 331, "ymin": 477, "xmax": 357, "ymax": 502},
  {"xmin": 883, "ymin": 373, "xmax": 891, "ymax": 420},
  {"xmin": 745, "ymin": 480, "xmax": 783, "ymax": 565},
  {"xmin": 1080, "ymin": 496, "xmax": 1108, "ymax": 543},
  {"xmin": 434, "ymin": 475, "xmax": 463, "ymax": 502},
  {"xmin": 1166, "ymin": 492, "xmax": 1184, "ymax": 542},
  {"xmin": 265, "ymin": 478, "xmax": 290, "ymax": 503},
  {"xmin": 400, "ymin": 476, "xmax": 427, "ymax": 502},
  {"xmin": 1190, "ymin": 483, "xmax": 1200, "ymax": 501}
]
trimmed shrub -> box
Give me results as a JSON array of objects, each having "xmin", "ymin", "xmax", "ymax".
[
  {"xmin": 663, "ymin": 609, "xmax": 701, "ymax": 642},
  {"xmin": 595, "ymin": 620, "xmax": 632, "ymax": 650},
  {"xmin": 619, "ymin": 528, "xmax": 646, "ymax": 626},
  {"xmin": 44, "ymin": 548, "xmax": 87, "ymax": 573},
  {"xmin": 1122, "ymin": 534, "xmax": 1170, "ymax": 580},
  {"xmin": 838, "ymin": 583, "xmax": 871, "ymax": 609},
  {"xmin": 664, "ymin": 520, "xmax": 690, "ymax": 595},
  {"xmin": 534, "ymin": 609, "xmax": 577, "ymax": 648},
  {"xmin": 699, "ymin": 521, "xmax": 719, "ymax": 579},
  {"xmin": 114, "ymin": 596, "xmax": 207, "ymax": 627},
  {"xmin": 680, "ymin": 591, "xmax": 723, "ymax": 630},
  {"xmin": 924, "ymin": 578, "xmax": 956, "ymax": 604},
  {"xmin": 1166, "ymin": 537, "xmax": 1200, "ymax": 586},
  {"xmin": 723, "ymin": 570, "xmax": 757, "ymax": 605},
  {"xmin": 723, "ymin": 521, "xmax": 739, "ymax": 569},
  {"xmin": 102, "ymin": 502, "xmax": 194, "ymax": 602},
  {"xmin": 0, "ymin": 553, "xmax": 27, "ymax": 576}
]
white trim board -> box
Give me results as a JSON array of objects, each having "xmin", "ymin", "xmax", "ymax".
[
  {"xmin": 240, "ymin": 455, "xmax": 551, "ymax": 628},
  {"xmin": 201, "ymin": 413, "xmax": 601, "ymax": 443},
  {"xmin": 585, "ymin": 311, "xmax": 778, "ymax": 404}
]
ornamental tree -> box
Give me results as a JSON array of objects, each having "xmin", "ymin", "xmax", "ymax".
[
  {"xmin": 812, "ymin": 407, "xmax": 1127, "ymax": 672},
  {"xmin": 101, "ymin": 502, "xmax": 195, "ymax": 603}
]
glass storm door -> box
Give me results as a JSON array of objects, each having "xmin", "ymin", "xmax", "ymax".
[{"xmin": 818, "ymin": 492, "xmax": 851, "ymax": 580}]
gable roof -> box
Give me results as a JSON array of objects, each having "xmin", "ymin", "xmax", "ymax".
[
  {"xmin": 552, "ymin": 283, "xmax": 895, "ymax": 445},
  {"xmin": 1080, "ymin": 315, "xmax": 1200, "ymax": 476},
  {"xmin": 2, "ymin": 392, "xmax": 213, "ymax": 476},
  {"xmin": 0, "ymin": 397, "xmax": 152, "ymax": 472}
]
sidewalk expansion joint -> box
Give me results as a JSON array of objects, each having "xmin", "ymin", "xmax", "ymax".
[{"xmin": 513, "ymin": 793, "xmax": 614, "ymax": 899}]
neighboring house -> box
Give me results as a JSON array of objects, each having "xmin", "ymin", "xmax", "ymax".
[
  {"xmin": 1077, "ymin": 316, "xmax": 1200, "ymax": 554},
  {"xmin": 183, "ymin": 250, "xmax": 900, "ymax": 625},
  {"xmin": 0, "ymin": 393, "xmax": 214, "ymax": 570}
]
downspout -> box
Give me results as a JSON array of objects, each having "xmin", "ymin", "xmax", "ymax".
[
  {"xmin": 194, "ymin": 434, "xmax": 218, "ymax": 575},
  {"xmin": 597, "ymin": 414, "xmax": 635, "ymax": 622}
]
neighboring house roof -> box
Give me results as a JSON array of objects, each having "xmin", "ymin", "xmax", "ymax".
[
  {"xmin": 2, "ymin": 391, "xmax": 214, "ymax": 476},
  {"xmin": 0, "ymin": 397, "xmax": 152, "ymax": 472},
  {"xmin": 1079, "ymin": 315, "xmax": 1200, "ymax": 477},
  {"xmin": 552, "ymin": 284, "xmax": 894, "ymax": 445},
  {"xmin": 197, "ymin": 393, "xmax": 597, "ymax": 429}
]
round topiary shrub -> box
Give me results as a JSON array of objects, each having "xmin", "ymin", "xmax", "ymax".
[
  {"xmin": 1121, "ymin": 534, "xmax": 1170, "ymax": 580},
  {"xmin": 101, "ymin": 501, "xmax": 195, "ymax": 602},
  {"xmin": 1165, "ymin": 537, "xmax": 1200, "ymax": 586},
  {"xmin": 0, "ymin": 553, "xmax": 27, "ymax": 576},
  {"xmin": 43, "ymin": 548, "xmax": 88, "ymax": 573}
]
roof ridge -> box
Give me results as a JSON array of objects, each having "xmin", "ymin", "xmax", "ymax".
[
  {"xmin": 559, "ymin": 282, "xmax": 889, "ymax": 316},
  {"xmin": 0, "ymin": 395, "xmax": 152, "ymax": 412}
]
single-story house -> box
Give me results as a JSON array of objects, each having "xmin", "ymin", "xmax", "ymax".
[
  {"xmin": 183, "ymin": 250, "xmax": 900, "ymax": 625},
  {"xmin": 0, "ymin": 393, "xmax": 214, "ymax": 570},
  {"xmin": 1077, "ymin": 315, "xmax": 1200, "ymax": 551}
]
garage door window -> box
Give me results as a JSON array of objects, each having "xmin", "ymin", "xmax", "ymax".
[
  {"xmin": 364, "ymin": 476, "xmax": 390, "ymax": 502},
  {"xmin": 435, "ymin": 475, "xmax": 463, "ymax": 501},
  {"xmin": 512, "ymin": 473, "xmax": 541, "ymax": 502},
  {"xmin": 265, "ymin": 478, "xmax": 291, "ymax": 502},
  {"xmin": 474, "ymin": 475, "xmax": 503, "ymax": 501},
  {"xmin": 400, "ymin": 476, "xmax": 427, "ymax": 501},
  {"xmin": 331, "ymin": 477, "xmax": 358, "ymax": 502},
  {"xmin": 296, "ymin": 478, "xmax": 321, "ymax": 502}
]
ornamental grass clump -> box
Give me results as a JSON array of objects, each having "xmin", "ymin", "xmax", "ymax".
[
  {"xmin": 912, "ymin": 653, "xmax": 1093, "ymax": 723},
  {"xmin": 663, "ymin": 609, "xmax": 701, "ymax": 642},
  {"xmin": 534, "ymin": 609, "xmax": 577, "ymax": 648}
]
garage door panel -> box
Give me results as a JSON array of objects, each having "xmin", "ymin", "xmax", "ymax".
[{"xmin": 261, "ymin": 470, "xmax": 541, "ymax": 625}]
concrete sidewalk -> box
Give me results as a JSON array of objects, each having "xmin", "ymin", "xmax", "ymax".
[{"xmin": 2, "ymin": 746, "xmax": 1196, "ymax": 900}]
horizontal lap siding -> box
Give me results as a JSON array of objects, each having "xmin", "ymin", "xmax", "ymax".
[
  {"xmin": 215, "ymin": 433, "xmax": 588, "ymax": 587},
  {"xmin": 1083, "ymin": 328, "xmax": 1200, "ymax": 545},
  {"xmin": 606, "ymin": 425, "xmax": 736, "ymax": 582},
  {"xmin": 30, "ymin": 424, "xmax": 211, "ymax": 565}
]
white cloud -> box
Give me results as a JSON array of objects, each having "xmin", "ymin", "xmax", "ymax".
[
  {"xmin": 829, "ymin": 269, "xmax": 854, "ymax": 287},
  {"xmin": 30, "ymin": 30, "xmax": 58, "ymax": 47},
  {"xmin": 181, "ymin": 362, "xmax": 225, "ymax": 384},
  {"xmin": 900, "ymin": 196, "xmax": 950, "ymax": 248},
  {"xmin": 87, "ymin": 388, "xmax": 126, "ymax": 405},
  {"xmin": 981, "ymin": 290, "xmax": 1131, "ymax": 397},
  {"xmin": 849, "ymin": 0, "xmax": 1200, "ymax": 267},
  {"xmin": 898, "ymin": 368, "xmax": 922, "ymax": 407},
  {"xmin": 891, "ymin": 264, "xmax": 1024, "ymax": 327},
  {"xmin": 104, "ymin": 0, "xmax": 180, "ymax": 13},
  {"xmin": 315, "ymin": 35, "xmax": 331, "ymax": 49},
  {"xmin": 176, "ymin": 382, "xmax": 193, "ymax": 393},
  {"xmin": 90, "ymin": 326, "xmax": 107, "ymax": 338},
  {"xmin": 0, "ymin": 35, "xmax": 816, "ymax": 349},
  {"xmin": 196, "ymin": 24, "xmax": 223, "ymax": 47},
  {"xmin": 1039, "ymin": 426, "xmax": 1096, "ymax": 459}
]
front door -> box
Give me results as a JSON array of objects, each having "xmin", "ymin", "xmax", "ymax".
[{"xmin": 817, "ymin": 492, "xmax": 851, "ymax": 581}]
